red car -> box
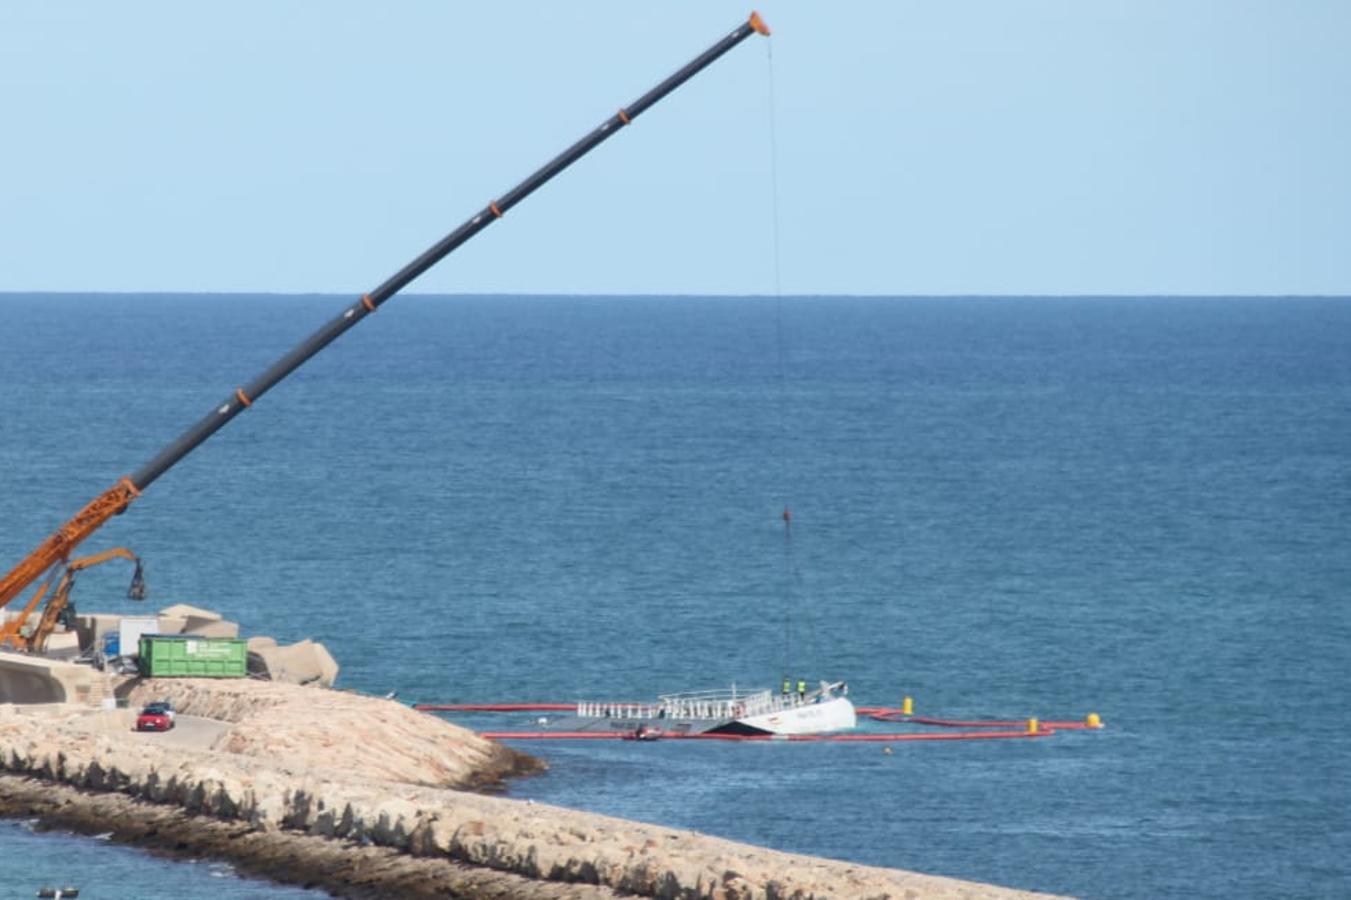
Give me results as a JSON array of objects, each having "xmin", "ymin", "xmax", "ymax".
[{"xmin": 135, "ymin": 708, "xmax": 173, "ymax": 732}]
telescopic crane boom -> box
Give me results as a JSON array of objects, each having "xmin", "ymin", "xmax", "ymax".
[{"xmin": 0, "ymin": 12, "xmax": 772, "ymax": 652}]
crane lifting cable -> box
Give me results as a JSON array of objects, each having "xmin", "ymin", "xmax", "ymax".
[
  {"xmin": 0, "ymin": 12, "xmax": 773, "ymax": 653},
  {"xmin": 762, "ymin": 41, "xmax": 823, "ymax": 687}
]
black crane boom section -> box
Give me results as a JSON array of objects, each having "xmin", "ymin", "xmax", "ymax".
[{"xmin": 130, "ymin": 13, "xmax": 769, "ymax": 491}]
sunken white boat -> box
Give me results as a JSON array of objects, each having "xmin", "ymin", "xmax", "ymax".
[{"xmin": 553, "ymin": 681, "xmax": 856, "ymax": 737}]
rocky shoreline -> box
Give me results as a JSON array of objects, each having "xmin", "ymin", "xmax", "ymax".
[
  {"xmin": 1, "ymin": 681, "xmax": 1067, "ymax": 899},
  {"xmin": 1, "ymin": 775, "xmax": 620, "ymax": 899}
]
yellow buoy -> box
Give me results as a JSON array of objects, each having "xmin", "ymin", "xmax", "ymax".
[
  {"xmin": 1086, "ymin": 712, "xmax": 1102, "ymax": 729},
  {"xmin": 1027, "ymin": 717, "xmax": 1039, "ymax": 734},
  {"xmin": 902, "ymin": 696, "xmax": 913, "ymax": 716}
]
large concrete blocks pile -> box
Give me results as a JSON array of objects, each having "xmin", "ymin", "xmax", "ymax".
[
  {"xmin": 246, "ymin": 638, "xmax": 339, "ymax": 688},
  {"xmin": 159, "ymin": 603, "xmax": 241, "ymax": 639},
  {"xmin": 155, "ymin": 604, "xmax": 341, "ymax": 688},
  {"xmin": 67, "ymin": 603, "xmax": 339, "ymax": 688}
]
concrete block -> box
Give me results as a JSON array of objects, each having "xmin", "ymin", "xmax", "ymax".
[
  {"xmin": 155, "ymin": 616, "xmax": 188, "ymax": 635},
  {"xmin": 72, "ymin": 613, "xmax": 122, "ymax": 651},
  {"xmin": 183, "ymin": 620, "xmax": 240, "ymax": 639},
  {"xmin": 42, "ymin": 631, "xmax": 82, "ymax": 661},
  {"xmin": 247, "ymin": 640, "xmax": 340, "ymax": 688},
  {"xmin": 158, "ymin": 603, "xmax": 222, "ymax": 621}
]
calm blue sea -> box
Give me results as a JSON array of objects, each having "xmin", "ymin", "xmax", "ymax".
[{"xmin": 1, "ymin": 295, "xmax": 1347, "ymax": 899}]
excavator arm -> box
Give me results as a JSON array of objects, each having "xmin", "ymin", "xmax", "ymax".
[
  {"xmin": 28, "ymin": 548, "xmax": 145, "ymax": 654},
  {"xmin": 0, "ymin": 543, "xmax": 146, "ymax": 653},
  {"xmin": 0, "ymin": 12, "xmax": 771, "ymax": 651},
  {"xmin": 0, "ymin": 479, "xmax": 140, "ymax": 650}
]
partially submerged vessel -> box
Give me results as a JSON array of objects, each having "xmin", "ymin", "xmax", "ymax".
[{"xmin": 551, "ymin": 681, "xmax": 856, "ymax": 737}]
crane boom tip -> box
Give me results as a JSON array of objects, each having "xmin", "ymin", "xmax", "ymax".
[{"xmin": 749, "ymin": 11, "xmax": 771, "ymax": 36}]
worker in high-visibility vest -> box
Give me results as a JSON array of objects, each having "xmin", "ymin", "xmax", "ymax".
[
  {"xmin": 781, "ymin": 678, "xmax": 791, "ymax": 695},
  {"xmin": 796, "ymin": 679, "xmax": 807, "ymax": 700}
]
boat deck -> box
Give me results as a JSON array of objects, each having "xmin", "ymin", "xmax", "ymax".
[{"xmin": 545, "ymin": 682, "xmax": 852, "ymax": 735}]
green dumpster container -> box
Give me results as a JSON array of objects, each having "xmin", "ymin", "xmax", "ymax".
[{"xmin": 138, "ymin": 635, "xmax": 247, "ymax": 678}]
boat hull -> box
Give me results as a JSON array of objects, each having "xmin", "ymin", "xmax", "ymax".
[{"xmin": 731, "ymin": 695, "xmax": 856, "ymax": 735}]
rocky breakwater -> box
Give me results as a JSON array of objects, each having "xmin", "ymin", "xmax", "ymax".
[
  {"xmin": 119, "ymin": 678, "xmax": 535, "ymax": 788},
  {"xmin": 1, "ymin": 681, "xmax": 1064, "ymax": 899}
]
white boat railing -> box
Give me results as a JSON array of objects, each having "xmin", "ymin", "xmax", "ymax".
[{"xmin": 575, "ymin": 682, "xmax": 847, "ymax": 722}]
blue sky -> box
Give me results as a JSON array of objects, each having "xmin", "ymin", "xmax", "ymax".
[{"xmin": 3, "ymin": 2, "xmax": 1348, "ymax": 296}]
